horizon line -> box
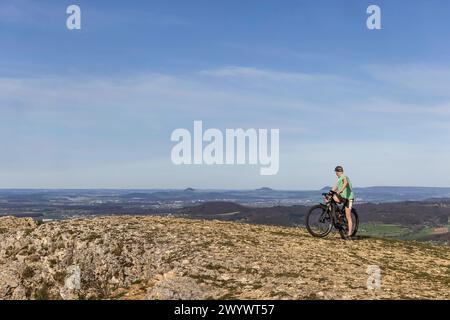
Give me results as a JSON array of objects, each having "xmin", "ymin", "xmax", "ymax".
[{"xmin": 1, "ymin": 185, "xmax": 450, "ymax": 192}]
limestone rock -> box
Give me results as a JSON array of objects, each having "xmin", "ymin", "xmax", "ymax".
[{"xmin": 0, "ymin": 216, "xmax": 448, "ymax": 300}]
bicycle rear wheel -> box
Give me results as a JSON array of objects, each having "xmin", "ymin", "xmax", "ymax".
[
  {"xmin": 339, "ymin": 208, "xmax": 359, "ymax": 238},
  {"xmin": 350, "ymin": 208, "xmax": 359, "ymax": 236},
  {"xmin": 306, "ymin": 204, "xmax": 333, "ymax": 237}
]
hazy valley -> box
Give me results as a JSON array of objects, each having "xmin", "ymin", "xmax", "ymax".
[{"xmin": 1, "ymin": 187, "xmax": 449, "ymax": 244}]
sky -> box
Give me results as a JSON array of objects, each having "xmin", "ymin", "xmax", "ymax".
[{"xmin": 1, "ymin": 0, "xmax": 450, "ymax": 189}]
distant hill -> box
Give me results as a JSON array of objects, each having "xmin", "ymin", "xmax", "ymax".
[
  {"xmin": 256, "ymin": 187, "xmax": 274, "ymax": 191},
  {"xmin": 3, "ymin": 186, "xmax": 450, "ymax": 204},
  {"xmin": 178, "ymin": 200, "xmax": 450, "ymax": 227},
  {"xmin": 179, "ymin": 201, "xmax": 248, "ymax": 216},
  {"xmin": 118, "ymin": 186, "xmax": 450, "ymax": 203},
  {"xmin": 178, "ymin": 201, "xmax": 309, "ymax": 226}
]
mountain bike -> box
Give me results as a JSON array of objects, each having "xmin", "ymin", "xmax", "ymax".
[{"xmin": 306, "ymin": 190, "xmax": 359, "ymax": 239}]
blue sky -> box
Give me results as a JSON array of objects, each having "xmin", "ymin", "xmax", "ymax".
[{"xmin": 1, "ymin": 0, "xmax": 450, "ymax": 189}]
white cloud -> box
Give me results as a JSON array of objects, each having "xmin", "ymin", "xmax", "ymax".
[
  {"xmin": 1, "ymin": 66, "xmax": 450, "ymax": 187},
  {"xmin": 199, "ymin": 66, "xmax": 345, "ymax": 84},
  {"xmin": 360, "ymin": 99, "xmax": 450, "ymax": 116},
  {"xmin": 366, "ymin": 64, "xmax": 450, "ymax": 97},
  {"xmin": 0, "ymin": 69, "xmax": 341, "ymax": 121}
]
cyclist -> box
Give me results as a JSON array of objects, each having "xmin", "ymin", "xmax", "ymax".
[{"xmin": 331, "ymin": 166, "xmax": 355, "ymax": 239}]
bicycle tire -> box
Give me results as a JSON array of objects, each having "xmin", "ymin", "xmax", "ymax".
[
  {"xmin": 338, "ymin": 208, "xmax": 359, "ymax": 238},
  {"xmin": 306, "ymin": 204, "xmax": 333, "ymax": 237}
]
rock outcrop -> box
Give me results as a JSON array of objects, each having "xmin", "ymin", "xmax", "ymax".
[{"xmin": 0, "ymin": 215, "xmax": 449, "ymax": 300}]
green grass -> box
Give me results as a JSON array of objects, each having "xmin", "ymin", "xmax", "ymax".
[
  {"xmin": 359, "ymin": 223, "xmax": 411, "ymax": 238},
  {"xmin": 359, "ymin": 223, "xmax": 449, "ymax": 242},
  {"xmin": 401, "ymin": 226, "xmax": 435, "ymax": 240}
]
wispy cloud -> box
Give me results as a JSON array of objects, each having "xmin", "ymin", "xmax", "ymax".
[
  {"xmin": 199, "ymin": 66, "xmax": 344, "ymax": 83},
  {"xmin": 218, "ymin": 42, "xmax": 329, "ymax": 62},
  {"xmin": 2, "ymin": 65, "xmax": 450, "ymax": 187},
  {"xmin": 366, "ymin": 64, "xmax": 450, "ymax": 97},
  {"xmin": 360, "ymin": 99, "xmax": 450, "ymax": 116},
  {"xmin": 0, "ymin": 0, "xmax": 55, "ymax": 24}
]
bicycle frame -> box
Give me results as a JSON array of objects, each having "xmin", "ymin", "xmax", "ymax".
[{"xmin": 322, "ymin": 192, "xmax": 343, "ymax": 229}]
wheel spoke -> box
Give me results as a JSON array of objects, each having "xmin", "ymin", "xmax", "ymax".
[{"xmin": 306, "ymin": 206, "xmax": 332, "ymax": 237}]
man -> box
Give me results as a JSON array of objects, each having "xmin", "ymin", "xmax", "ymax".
[{"xmin": 331, "ymin": 166, "xmax": 355, "ymax": 239}]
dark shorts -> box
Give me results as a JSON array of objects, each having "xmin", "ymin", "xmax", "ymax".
[{"xmin": 338, "ymin": 196, "xmax": 354, "ymax": 209}]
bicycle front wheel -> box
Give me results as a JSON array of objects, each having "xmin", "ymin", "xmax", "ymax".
[{"xmin": 306, "ymin": 204, "xmax": 333, "ymax": 237}]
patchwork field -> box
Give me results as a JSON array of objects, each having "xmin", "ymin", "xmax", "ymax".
[{"xmin": 359, "ymin": 223, "xmax": 450, "ymax": 242}]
